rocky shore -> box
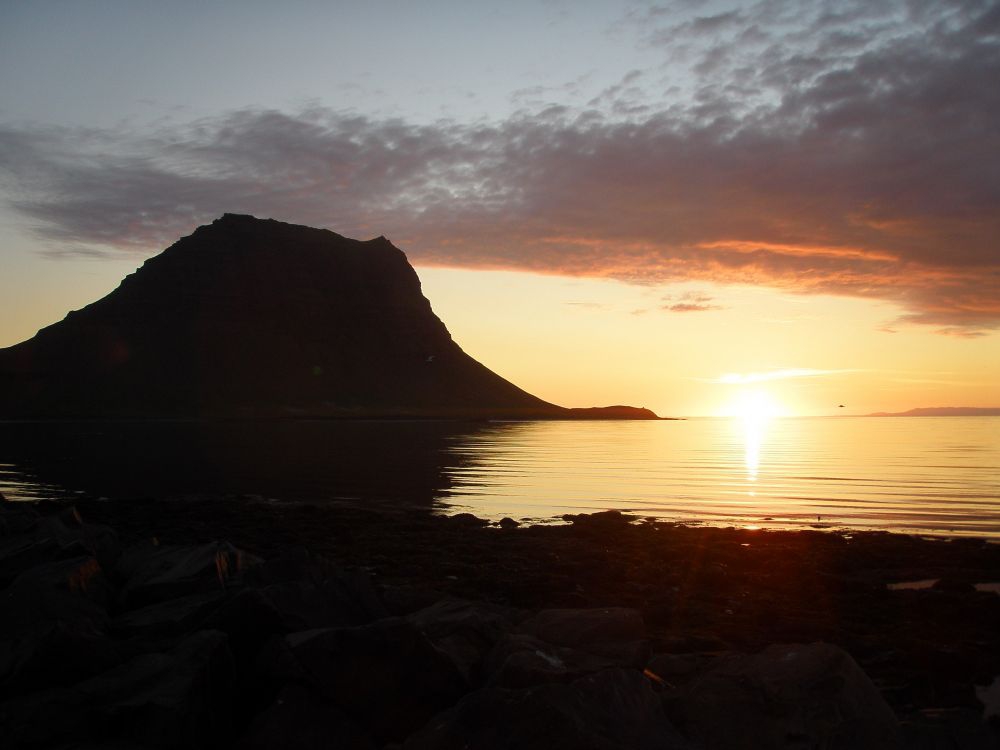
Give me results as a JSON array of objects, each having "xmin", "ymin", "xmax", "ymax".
[{"xmin": 2, "ymin": 494, "xmax": 999, "ymax": 749}]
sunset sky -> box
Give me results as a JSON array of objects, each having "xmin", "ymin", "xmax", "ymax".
[{"xmin": 1, "ymin": 0, "xmax": 997, "ymax": 417}]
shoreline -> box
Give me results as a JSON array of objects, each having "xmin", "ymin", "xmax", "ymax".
[
  {"xmin": 3, "ymin": 494, "xmax": 1000, "ymax": 746},
  {"xmin": 59, "ymin": 497, "xmax": 1000, "ymax": 688}
]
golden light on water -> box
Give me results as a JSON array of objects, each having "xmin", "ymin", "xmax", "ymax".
[
  {"xmin": 743, "ymin": 414, "xmax": 766, "ymax": 482},
  {"xmin": 721, "ymin": 389, "xmax": 783, "ymax": 485}
]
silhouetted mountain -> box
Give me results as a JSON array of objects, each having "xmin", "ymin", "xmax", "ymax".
[
  {"xmin": 0, "ymin": 215, "xmax": 657, "ymax": 419},
  {"xmin": 867, "ymin": 407, "xmax": 1000, "ymax": 417}
]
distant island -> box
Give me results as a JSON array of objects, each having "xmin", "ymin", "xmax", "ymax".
[
  {"xmin": 867, "ymin": 407, "xmax": 1000, "ymax": 417},
  {"xmin": 0, "ymin": 214, "xmax": 660, "ymax": 420}
]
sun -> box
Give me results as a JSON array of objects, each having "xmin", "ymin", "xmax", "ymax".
[{"xmin": 725, "ymin": 389, "xmax": 783, "ymax": 421}]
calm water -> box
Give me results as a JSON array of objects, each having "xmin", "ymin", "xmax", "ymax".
[
  {"xmin": 1, "ymin": 417, "xmax": 997, "ymax": 537},
  {"xmin": 440, "ymin": 417, "xmax": 1000, "ymax": 537}
]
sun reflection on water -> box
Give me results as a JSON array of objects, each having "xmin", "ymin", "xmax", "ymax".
[
  {"xmin": 743, "ymin": 413, "xmax": 767, "ymax": 481},
  {"xmin": 726, "ymin": 389, "xmax": 779, "ymax": 485}
]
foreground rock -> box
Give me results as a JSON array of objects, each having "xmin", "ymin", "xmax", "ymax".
[
  {"xmin": 406, "ymin": 668, "xmax": 690, "ymax": 750},
  {"xmin": 3, "ymin": 629, "xmax": 233, "ymax": 749},
  {"xmin": 3, "ymin": 501, "xmax": 996, "ymax": 748},
  {"xmin": 659, "ymin": 643, "xmax": 902, "ymax": 749}
]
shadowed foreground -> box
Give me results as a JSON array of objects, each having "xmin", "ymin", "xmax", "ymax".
[{"xmin": 2, "ymin": 495, "xmax": 999, "ymax": 749}]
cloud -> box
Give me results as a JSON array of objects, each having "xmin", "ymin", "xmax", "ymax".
[
  {"xmin": 661, "ymin": 291, "xmax": 725, "ymax": 312},
  {"xmin": 664, "ymin": 303, "xmax": 724, "ymax": 312},
  {"xmin": 0, "ymin": 1, "xmax": 997, "ymax": 334},
  {"xmin": 714, "ymin": 369, "xmax": 853, "ymax": 384}
]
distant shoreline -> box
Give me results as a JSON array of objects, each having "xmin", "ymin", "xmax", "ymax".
[{"xmin": 866, "ymin": 407, "xmax": 1000, "ymax": 417}]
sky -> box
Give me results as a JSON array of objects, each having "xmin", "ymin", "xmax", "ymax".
[{"xmin": 1, "ymin": 0, "xmax": 998, "ymax": 417}]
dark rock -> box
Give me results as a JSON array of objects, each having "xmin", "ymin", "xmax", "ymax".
[
  {"xmin": 644, "ymin": 653, "xmax": 714, "ymax": 688},
  {"xmin": 237, "ymin": 683, "xmax": 376, "ymax": 750},
  {"xmin": 264, "ymin": 618, "xmax": 467, "ymax": 743},
  {"xmin": 488, "ymin": 632, "xmax": 648, "ymax": 689},
  {"xmin": 266, "ymin": 575, "xmax": 386, "ymax": 629},
  {"xmin": 518, "ymin": 607, "xmax": 647, "ymax": 658},
  {"xmin": 900, "ymin": 707, "xmax": 1000, "ymax": 749},
  {"xmin": 0, "ymin": 629, "xmax": 234, "ymax": 749},
  {"xmin": 0, "ymin": 621, "xmax": 123, "ymax": 698},
  {"xmin": 0, "ymin": 499, "xmax": 39, "ymax": 537},
  {"xmin": 497, "ymin": 517, "xmax": 520, "ymax": 529},
  {"xmin": 111, "ymin": 590, "xmax": 231, "ymax": 640},
  {"xmin": 655, "ymin": 633, "xmax": 731, "ymax": 653},
  {"xmin": 199, "ymin": 588, "xmax": 288, "ymax": 664},
  {"xmin": 1, "ymin": 556, "xmax": 112, "ymax": 640},
  {"xmin": 0, "ymin": 507, "xmax": 119, "ymax": 587},
  {"xmin": 407, "ymin": 598, "xmax": 516, "ymax": 684},
  {"xmin": 117, "ymin": 540, "xmax": 259, "ymax": 609},
  {"xmin": 246, "ymin": 546, "xmax": 387, "ymax": 626},
  {"xmin": 562, "ymin": 510, "xmax": 633, "ymax": 528},
  {"xmin": 672, "ymin": 642, "xmax": 902, "ymax": 749},
  {"xmin": 381, "ymin": 584, "xmax": 451, "ymax": 616},
  {"xmin": 446, "ymin": 512, "xmax": 490, "ymax": 527},
  {"xmin": 248, "ymin": 545, "xmax": 344, "ymax": 587},
  {"xmin": 405, "ymin": 668, "xmax": 690, "ymax": 750}
]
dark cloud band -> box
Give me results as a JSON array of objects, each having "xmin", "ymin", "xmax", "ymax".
[{"xmin": 1, "ymin": 0, "xmax": 997, "ymax": 334}]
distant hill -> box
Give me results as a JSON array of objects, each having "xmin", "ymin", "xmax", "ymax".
[
  {"xmin": 867, "ymin": 407, "xmax": 1000, "ymax": 417},
  {"xmin": 0, "ymin": 214, "xmax": 658, "ymax": 420}
]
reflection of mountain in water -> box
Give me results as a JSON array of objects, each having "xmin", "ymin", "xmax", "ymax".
[{"xmin": 0, "ymin": 420, "xmax": 496, "ymax": 508}]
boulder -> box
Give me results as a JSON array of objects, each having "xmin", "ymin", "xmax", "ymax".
[
  {"xmin": 256, "ymin": 578, "xmax": 381, "ymax": 631},
  {"xmin": 0, "ymin": 629, "xmax": 234, "ymax": 749},
  {"xmin": 0, "ymin": 498, "xmax": 39, "ymax": 537},
  {"xmin": 519, "ymin": 607, "xmax": 645, "ymax": 646},
  {"xmin": 406, "ymin": 598, "xmax": 516, "ymax": 684},
  {"xmin": 237, "ymin": 683, "xmax": 376, "ymax": 750},
  {"xmin": 0, "ymin": 620, "xmax": 123, "ymax": 698},
  {"xmin": 1, "ymin": 556, "xmax": 112, "ymax": 640},
  {"xmin": 671, "ymin": 642, "xmax": 902, "ymax": 749},
  {"xmin": 263, "ymin": 618, "xmax": 467, "ymax": 743},
  {"xmin": 561, "ymin": 510, "xmax": 633, "ymax": 529},
  {"xmin": 117, "ymin": 541, "xmax": 259, "ymax": 609},
  {"xmin": 111, "ymin": 591, "xmax": 231, "ymax": 641},
  {"xmin": 246, "ymin": 546, "xmax": 387, "ymax": 626},
  {"xmin": 644, "ymin": 652, "xmax": 714, "ymax": 689},
  {"xmin": 0, "ymin": 507, "xmax": 118, "ymax": 587},
  {"xmin": 488, "ymin": 632, "xmax": 647, "ymax": 689},
  {"xmin": 405, "ymin": 667, "xmax": 690, "ymax": 750},
  {"xmin": 199, "ymin": 588, "xmax": 288, "ymax": 664}
]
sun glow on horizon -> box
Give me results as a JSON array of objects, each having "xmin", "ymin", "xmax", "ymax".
[{"xmin": 720, "ymin": 389, "xmax": 786, "ymax": 421}]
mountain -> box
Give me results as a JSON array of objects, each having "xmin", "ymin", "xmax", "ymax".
[
  {"xmin": 0, "ymin": 214, "xmax": 658, "ymax": 420},
  {"xmin": 867, "ymin": 407, "xmax": 1000, "ymax": 417}
]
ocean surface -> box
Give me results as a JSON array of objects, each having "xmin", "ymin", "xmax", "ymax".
[{"xmin": 1, "ymin": 416, "xmax": 997, "ymax": 537}]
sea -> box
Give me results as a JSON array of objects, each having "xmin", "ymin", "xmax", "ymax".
[{"xmin": 1, "ymin": 416, "xmax": 997, "ymax": 538}]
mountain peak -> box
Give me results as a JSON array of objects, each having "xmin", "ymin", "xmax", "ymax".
[
  {"xmin": 0, "ymin": 216, "xmax": 658, "ymax": 419},
  {"xmin": 0, "ymin": 218, "xmax": 538, "ymax": 418}
]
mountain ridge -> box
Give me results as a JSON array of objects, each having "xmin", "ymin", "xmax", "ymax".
[{"xmin": 0, "ymin": 214, "xmax": 659, "ymax": 420}]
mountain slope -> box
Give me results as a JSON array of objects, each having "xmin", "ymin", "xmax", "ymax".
[{"xmin": 0, "ymin": 215, "xmax": 656, "ymax": 419}]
